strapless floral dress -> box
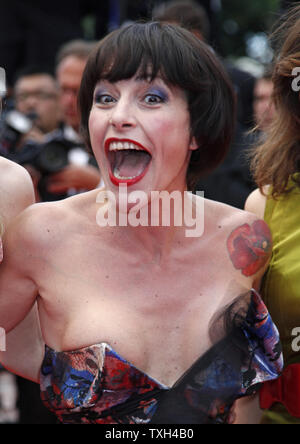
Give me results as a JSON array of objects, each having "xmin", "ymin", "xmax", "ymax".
[{"xmin": 40, "ymin": 290, "xmax": 283, "ymax": 424}]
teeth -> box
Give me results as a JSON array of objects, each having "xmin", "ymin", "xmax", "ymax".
[
  {"xmin": 109, "ymin": 141, "xmax": 144, "ymax": 152},
  {"xmin": 113, "ymin": 168, "xmax": 137, "ymax": 180}
]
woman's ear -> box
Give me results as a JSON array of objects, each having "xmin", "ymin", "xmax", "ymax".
[{"xmin": 189, "ymin": 137, "xmax": 198, "ymax": 151}]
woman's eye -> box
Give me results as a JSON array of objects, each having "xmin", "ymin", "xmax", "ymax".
[
  {"xmin": 95, "ymin": 94, "xmax": 116, "ymax": 105},
  {"xmin": 144, "ymin": 94, "xmax": 164, "ymax": 104}
]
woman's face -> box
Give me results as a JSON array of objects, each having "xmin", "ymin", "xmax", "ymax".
[{"xmin": 88, "ymin": 75, "xmax": 197, "ymax": 197}]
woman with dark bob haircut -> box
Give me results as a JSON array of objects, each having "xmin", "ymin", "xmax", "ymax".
[
  {"xmin": 79, "ymin": 22, "xmax": 234, "ymax": 190},
  {"xmin": 0, "ymin": 22, "xmax": 282, "ymax": 424}
]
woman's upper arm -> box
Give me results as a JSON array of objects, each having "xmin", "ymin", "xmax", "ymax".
[
  {"xmin": 0, "ymin": 208, "xmax": 39, "ymax": 333},
  {"xmin": 0, "ymin": 161, "xmax": 41, "ymax": 380},
  {"xmin": 0, "ymin": 304, "xmax": 44, "ymax": 383},
  {"xmin": 244, "ymin": 188, "xmax": 268, "ymax": 219},
  {"xmin": 0, "ymin": 160, "xmax": 35, "ymax": 228}
]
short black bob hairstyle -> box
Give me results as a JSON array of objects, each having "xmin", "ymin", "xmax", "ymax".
[{"xmin": 79, "ymin": 21, "xmax": 236, "ymax": 190}]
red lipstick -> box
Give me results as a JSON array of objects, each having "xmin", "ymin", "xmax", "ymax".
[{"xmin": 105, "ymin": 138, "xmax": 152, "ymax": 187}]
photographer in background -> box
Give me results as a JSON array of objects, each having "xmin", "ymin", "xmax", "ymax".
[
  {"xmin": 8, "ymin": 68, "xmax": 62, "ymax": 201},
  {"xmin": 0, "ymin": 67, "xmax": 61, "ymax": 154},
  {"xmin": 47, "ymin": 39, "xmax": 102, "ymax": 197},
  {"xmin": 14, "ymin": 68, "xmax": 62, "ymax": 141},
  {"xmin": 55, "ymin": 40, "xmax": 97, "ymax": 134},
  {"xmin": 0, "ymin": 64, "xmax": 101, "ymax": 202}
]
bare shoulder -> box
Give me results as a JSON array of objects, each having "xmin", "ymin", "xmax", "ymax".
[
  {"xmin": 0, "ymin": 157, "xmax": 33, "ymax": 192},
  {"xmin": 244, "ymin": 187, "xmax": 269, "ymax": 219},
  {"xmin": 203, "ymin": 198, "xmax": 272, "ymax": 285},
  {"xmin": 0, "ymin": 194, "xmax": 94, "ymax": 291},
  {"xmin": 4, "ymin": 190, "xmax": 97, "ymax": 251},
  {"xmin": 203, "ymin": 197, "xmax": 267, "ymax": 231},
  {"xmin": 3, "ymin": 199, "xmax": 72, "ymax": 259},
  {"xmin": 0, "ymin": 158, "xmax": 35, "ymax": 225}
]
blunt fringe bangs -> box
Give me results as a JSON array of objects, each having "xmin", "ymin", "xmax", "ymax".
[{"xmin": 79, "ymin": 22, "xmax": 236, "ymax": 189}]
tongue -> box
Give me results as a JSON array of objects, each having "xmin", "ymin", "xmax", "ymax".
[{"xmin": 115, "ymin": 150, "xmax": 151, "ymax": 178}]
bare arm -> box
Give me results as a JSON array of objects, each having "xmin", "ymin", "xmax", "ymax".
[
  {"xmin": 0, "ymin": 208, "xmax": 40, "ymax": 333},
  {"xmin": 0, "ymin": 158, "xmax": 35, "ymax": 226},
  {"xmin": 3, "ymin": 305, "xmax": 44, "ymax": 383},
  {"xmin": 0, "ymin": 160, "xmax": 43, "ymax": 382},
  {"xmin": 244, "ymin": 187, "xmax": 268, "ymax": 220},
  {"xmin": 0, "ymin": 208, "xmax": 44, "ymax": 381}
]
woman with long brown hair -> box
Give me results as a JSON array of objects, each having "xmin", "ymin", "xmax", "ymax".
[{"xmin": 246, "ymin": 5, "xmax": 300, "ymax": 424}]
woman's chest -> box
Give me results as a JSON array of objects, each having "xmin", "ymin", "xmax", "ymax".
[
  {"xmin": 39, "ymin": 243, "xmax": 233, "ymax": 319},
  {"xmin": 37, "ymin": 232, "xmax": 244, "ymax": 354}
]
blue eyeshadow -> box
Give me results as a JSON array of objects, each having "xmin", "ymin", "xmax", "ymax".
[{"xmin": 147, "ymin": 87, "xmax": 168, "ymax": 101}]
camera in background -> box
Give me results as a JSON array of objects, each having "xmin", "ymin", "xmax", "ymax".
[{"xmin": 0, "ymin": 109, "xmax": 96, "ymax": 201}]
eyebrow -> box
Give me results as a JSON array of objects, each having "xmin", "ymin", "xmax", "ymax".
[{"xmin": 95, "ymin": 77, "xmax": 166, "ymax": 92}]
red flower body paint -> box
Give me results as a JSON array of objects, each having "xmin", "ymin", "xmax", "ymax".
[{"xmin": 227, "ymin": 220, "xmax": 272, "ymax": 277}]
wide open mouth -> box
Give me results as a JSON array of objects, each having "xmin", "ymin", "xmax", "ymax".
[{"xmin": 106, "ymin": 139, "xmax": 152, "ymax": 186}]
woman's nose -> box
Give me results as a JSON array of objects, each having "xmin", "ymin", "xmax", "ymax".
[{"xmin": 109, "ymin": 100, "xmax": 137, "ymax": 131}]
